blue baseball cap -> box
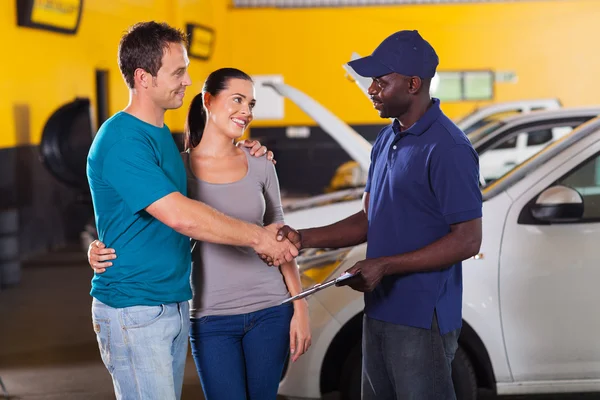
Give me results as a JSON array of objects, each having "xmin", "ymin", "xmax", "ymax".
[{"xmin": 348, "ymin": 30, "xmax": 438, "ymax": 79}]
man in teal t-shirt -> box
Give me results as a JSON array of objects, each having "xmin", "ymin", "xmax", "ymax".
[
  {"xmin": 87, "ymin": 111, "xmax": 192, "ymax": 309},
  {"xmin": 87, "ymin": 22, "xmax": 298, "ymax": 400}
]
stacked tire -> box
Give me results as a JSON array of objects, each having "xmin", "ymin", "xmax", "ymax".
[{"xmin": 0, "ymin": 208, "xmax": 20, "ymax": 289}]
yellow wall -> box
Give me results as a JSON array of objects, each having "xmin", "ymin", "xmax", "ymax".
[
  {"xmin": 171, "ymin": 0, "xmax": 228, "ymax": 129},
  {"xmin": 0, "ymin": 0, "xmax": 220, "ymax": 149},
  {"xmin": 219, "ymin": 0, "xmax": 600, "ymax": 127},
  {"xmin": 3, "ymin": 0, "xmax": 600, "ymax": 148}
]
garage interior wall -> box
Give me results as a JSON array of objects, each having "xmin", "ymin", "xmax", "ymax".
[
  {"xmin": 1, "ymin": 0, "xmax": 598, "ymax": 258},
  {"xmin": 219, "ymin": 0, "xmax": 600, "ymax": 195},
  {"xmin": 220, "ymin": 0, "xmax": 599, "ymax": 125},
  {"xmin": 0, "ymin": 0, "xmax": 219, "ymax": 259}
]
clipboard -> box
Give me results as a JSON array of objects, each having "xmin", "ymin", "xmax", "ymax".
[{"xmin": 281, "ymin": 271, "xmax": 361, "ymax": 304}]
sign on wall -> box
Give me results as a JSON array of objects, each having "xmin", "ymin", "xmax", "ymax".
[
  {"xmin": 252, "ymin": 75, "xmax": 285, "ymax": 120},
  {"xmin": 16, "ymin": 0, "xmax": 83, "ymax": 34},
  {"xmin": 432, "ymin": 71, "xmax": 495, "ymax": 102},
  {"xmin": 186, "ymin": 23, "xmax": 215, "ymax": 60}
]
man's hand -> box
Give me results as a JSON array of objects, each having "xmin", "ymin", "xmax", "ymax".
[
  {"xmin": 276, "ymin": 225, "xmax": 302, "ymax": 249},
  {"xmin": 254, "ymin": 224, "xmax": 299, "ymax": 266},
  {"xmin": 236, "ymin": 139, "xmax": 276, "ymax": 165},
  {"xmin": 258, "ymin": 225, "xmax": 302, "ymax": 266},
  {"xmin": 88, "ymin": 240, "xmax": 116, "ymax": 274},
  {"xmin": 344, "ymin": 257, "xmax": 389, "ymax": 292}
]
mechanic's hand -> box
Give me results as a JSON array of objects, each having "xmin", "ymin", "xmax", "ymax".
[
  {"xmin": 236, "ymin": 139, "xmax": 276, "ymax": 165},
  {"xmin": 254, "ymin": 224, "xmax": 298, "ymax": 266},
  {"xmin": 344, "ymin": 257, "xmax": 389, "ymax": 292},
  {"xmin": 88, "ymin": 240, "xmax": 116, "ymax": 274},
  {"xmin": 259, "ymin": 225, "xmax": 302, "ymax": 266},
  {"xmin": 276, "ymin": 225, "xmax": 302, "ymax": 250}
]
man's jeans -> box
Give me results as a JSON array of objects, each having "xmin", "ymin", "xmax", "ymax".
[
  {"xmin": 362, "ymin": 312, "xmax": 460, "ymax": 400},
  {"xmin": 91, "ymin": 298, "xmax": 190, "ymax": 400}
]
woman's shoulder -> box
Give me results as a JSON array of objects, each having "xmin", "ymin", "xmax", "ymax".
[
  {"xmin": 239, "ymin": 146, "xmax": 274, "ymax": 183},
  {"xmin": 239, "ymin": 145, "xmax": 269, "ymax": 167}
]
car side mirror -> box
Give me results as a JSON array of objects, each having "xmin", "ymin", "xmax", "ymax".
[{"xmin": 530, "ymin": 185, "xmax": 584, "ymax": 223}]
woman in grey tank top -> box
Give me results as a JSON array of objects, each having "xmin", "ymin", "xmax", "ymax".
[
  {"xmin": 87, "ymin": 68, "xmax": 311, "ymax": 399},
  {"xmin": 181, "ymin": 68, "xmax": 311, "ymax": 400}
]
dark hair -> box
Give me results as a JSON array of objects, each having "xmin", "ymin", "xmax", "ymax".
[
  {"xmin": 118, "ymin": 21, "xmax": 188, "ymax": 89},
  {"xmin": 184, "ymin": 68, "xmax": 253, "ymax": 150}
]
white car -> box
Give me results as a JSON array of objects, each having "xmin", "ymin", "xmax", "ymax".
[
  {"xmin": 270, "ymin": 82, "xmax": 600, "ymax": 399},
  {"xmin": 470, "ymin": 107, "xmax": 600, "ymax": 183},
  {"xmin": 454, "ymin": 98, "xmax": 561, "ymax": 136}
]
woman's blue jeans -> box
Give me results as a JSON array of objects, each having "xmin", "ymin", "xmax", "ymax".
[{"xmin": 189, "ymin": 303, "xmax": 293, "ymax": 400}]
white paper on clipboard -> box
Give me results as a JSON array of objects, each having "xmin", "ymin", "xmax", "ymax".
[{"xmin": 281, "ymin": 272, "xmax": 360, "ymax": 304}]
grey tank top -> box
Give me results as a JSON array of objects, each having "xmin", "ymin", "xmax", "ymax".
[{"xmin": 182, "ymin": 148, "xmax": 290, "ymax": 318}]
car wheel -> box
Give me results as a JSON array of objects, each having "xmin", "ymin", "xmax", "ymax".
[
  {"xmin": 452, "ymin": 345, "xmax": 478, "ymax": 400},
  {"xmin": 339, "ymin": 342, "xmax": 361, "ymax": 400}
]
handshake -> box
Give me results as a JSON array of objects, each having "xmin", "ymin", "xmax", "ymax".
[{"xmin": 253, "ymin": 224, "xmax": 302, "ymax": 266}]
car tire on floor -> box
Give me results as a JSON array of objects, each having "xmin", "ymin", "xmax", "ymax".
[
  {"xmin": 339, "ymin": 342, "xmax": 361, "ymax": 400},
  {"xmin": 452, "ymin": 345, "xmax": 478, "ymax": 400}
]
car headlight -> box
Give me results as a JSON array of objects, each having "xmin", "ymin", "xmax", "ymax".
[{"xmin": 296, "ymin": 247, "xmax": 352, "ymax": 289}]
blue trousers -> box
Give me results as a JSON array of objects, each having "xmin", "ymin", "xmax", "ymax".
[{"xmin": 190, "ymin": 303, "xmax": 293, "ymax": 400}]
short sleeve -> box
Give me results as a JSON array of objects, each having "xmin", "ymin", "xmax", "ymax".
[
  {"xmin": 365, "ymin": 131, "xmax": 385, "ymax": 193},
  {"xmin": 263, "ymin": 160, "xmax": 285, "ymax": 226},
  {"xmin": 102, "ymin": 137, "xmax": 179, "ymax": 214},
  {"xmin": 365, "ymin": 160, "xmax": 375, "ymax": 193},
  {"xmin": 430, "ymin": 144, "xmax": 483, "ymax": 225}
]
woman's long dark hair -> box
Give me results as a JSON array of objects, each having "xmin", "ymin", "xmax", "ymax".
[{"xmin": 184, "ymin": 68, "xmax": 253, "ymax": 151}]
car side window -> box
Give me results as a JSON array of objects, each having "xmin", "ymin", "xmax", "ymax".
[
  {"xmin": 494, "ymin": 135, "xmax": 518, "ymax": 149},
  {"xmin": 558, "ymin": 153, "xmax": 600, "ymax": 220},
  {"xmin": 526, "ymin": 129, "xmax": 553, "ymax": 147}
]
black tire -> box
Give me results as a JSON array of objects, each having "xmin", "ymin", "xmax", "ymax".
[
  {"xmin": 452, "ymin": 345, "xmax": 478, "ymax": 400},
  {"xmin": 339, "ymin": 342, "xmax": 361, "ymax": 400}
]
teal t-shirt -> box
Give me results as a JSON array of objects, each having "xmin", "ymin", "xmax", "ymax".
[{"xmin": 87, "ymin": 111, "xmax": 192, "ymax": 308}]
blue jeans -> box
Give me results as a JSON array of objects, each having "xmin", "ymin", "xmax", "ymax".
[
  {"xmin": 189, "ymin": 303, "xmax": 293, "ymax": 400},
  {"xmin": 362, "ymin": 312, "xmax": 460, "ymax": 400},
  {"xmin": 91, "ymin": 298, "xmax": 190, "ymax": 400}
]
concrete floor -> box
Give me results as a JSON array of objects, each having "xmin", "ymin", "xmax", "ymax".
[
  {"xmin": 0, "ymin": 247, "xmax": 206, "ymax": 400},
  {"xmin": 1, "ymin": 246, "xmax": 599, "ymax": 400}
]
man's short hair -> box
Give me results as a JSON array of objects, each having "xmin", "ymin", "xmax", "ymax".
[{"xmin": 118, "ymin": 21, "xmax": 188, "ymax": 89}]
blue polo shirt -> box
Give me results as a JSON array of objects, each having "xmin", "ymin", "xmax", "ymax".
[
  {"xmin": 87, "ymin": 112, "xmax": 192, "ymax": 308},
  {"xmin": 364, "ymin": 98, "xmax": 482, "ymax": 335}
]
